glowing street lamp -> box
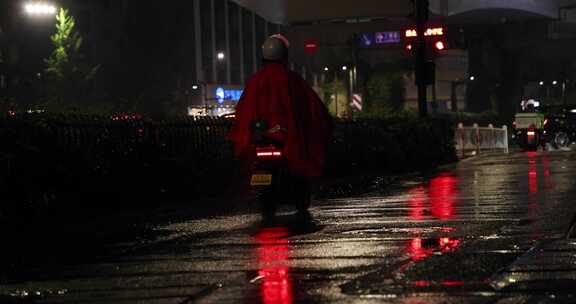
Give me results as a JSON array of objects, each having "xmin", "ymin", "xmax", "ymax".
[
  {"xmin": 342, "ymin": 66, "xmax": 348, "ymax": 71},
  {"xmin": 24, "ymin": 2, "xmax": 57, "ymax": 16},
  {"xmin": 217, "ymin": 52, "xmax": 225, "ymax": 61}
]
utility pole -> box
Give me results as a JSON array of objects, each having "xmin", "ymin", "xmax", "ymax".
[{"xmin": 414, "ymin": 0, "xmax": 429, "ymax": 118}]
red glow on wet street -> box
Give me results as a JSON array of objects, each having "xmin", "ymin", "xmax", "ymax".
[
  {"xmin": 429, "ymin": 174, "xmax": 459, "ymax": 220},
  {"xmin": 441, "ymin": 280, "xmax": 465, "ymax": 286},
  {"xmin": 406, "ymin": 237, "xmax": 462, "ymax": 261},
  {"xmin": 255, "ymin": 228, "xmax": 293, "ymax": 304},
  {"xmin": 408, "ymin": 238, "xmax": 431, "ymax": 261},
  {"xmin": 408, "ymin": 187, "xmax": 427, "ymax": 220},
  {"xmin": 528, "ymin": 161, "xmax": 538, "ymax": 195}
]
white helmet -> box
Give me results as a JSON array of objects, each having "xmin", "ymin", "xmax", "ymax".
[{"xmin": 262, "ymin": 34, "xmax": 290, "ymax": 62}]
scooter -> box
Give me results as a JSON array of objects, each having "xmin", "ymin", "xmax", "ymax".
[{"xmin": 249, "ymin": 120, "xmax": 311, "ymax": 217}]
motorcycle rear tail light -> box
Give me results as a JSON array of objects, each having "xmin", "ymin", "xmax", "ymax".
[{"xmin": 256, "ymin": 147, "xmax": 282, "ymax": 158}]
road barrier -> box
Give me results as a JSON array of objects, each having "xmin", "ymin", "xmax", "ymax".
[{"xmin": 455, "ymin": 123, "xmax": 509, "ymax": 157}]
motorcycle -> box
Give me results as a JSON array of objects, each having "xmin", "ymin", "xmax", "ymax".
[
  {"xmin": 249, "ymin": 120, "xmax": 311, "ymax": 217},
  {"xmin": 513, "ymin": 112, "xmax": 545, "ymax": 151}
]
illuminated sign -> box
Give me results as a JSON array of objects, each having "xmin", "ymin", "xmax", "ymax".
[
  {"xmin": 360, "ymin": 33, "xmax": 374, "ymax": 47},
  {"xmin": 375, "ymin": 31, "xmax": 401, "ymax": 44},
  {"xmin": 359, "ymin": 31, "xmax": 400, "ymax": 47},
  {"xmin": 215, "ymin": 87, "xmax": 243, "ymax": 103},
  {"xmin": 304, "ymin": 39, "xmax": 318, "ymax": 55},
  {"xmin": 405, "ymin": 27, "xmax": 444, "ymax": 38}
]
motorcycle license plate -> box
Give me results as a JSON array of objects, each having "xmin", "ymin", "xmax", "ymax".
[{"xmin": 251, "ymin": 174, "xmax": 272, "ymax": 186}]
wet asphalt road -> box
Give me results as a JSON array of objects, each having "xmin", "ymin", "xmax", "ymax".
[{"xmin": 2, "ymin": 150, "xmax": 576, "ymax": 303}]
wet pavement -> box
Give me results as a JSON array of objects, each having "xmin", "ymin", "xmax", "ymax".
[{"xmin": 2, "ymin": 150, "xmax": 576, "ymax": 303}]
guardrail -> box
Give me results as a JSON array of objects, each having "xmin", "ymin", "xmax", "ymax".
[{"xmin": 455, "ymin": 123, "xmax": 509, "ymax": 157}]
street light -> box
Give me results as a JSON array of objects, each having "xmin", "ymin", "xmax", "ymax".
[
  {"xmin": 553, "ymin": 80, "xmax": 558, "ymax": 85},
  {"xmin": 469, "ymin": 76, "xmax": 475, "ymax": 81},
  {"xmin": 324, "ymin": 67, "xmax": 329, "ymax": 71},
  {"xmin": 217, "ymin": 52, "xmax": 225, "ymax": 61},
  {"xmin": 539, "ymin": 81, "xmax": 544, "ymax": 86},
  {"xmin": 24, "ymin": 2, "xmax": 57, "ymax": 16},
  {"xmin": 342, "ymin": 66, "xmax": 348, "ymax": 71}
]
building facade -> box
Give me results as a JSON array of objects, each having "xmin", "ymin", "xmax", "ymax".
[
  {"xmin": 187, "ymin": 0, "xmax": 282, "ymax": 116},
  {"xmin": 0, "ymin": 0, "xmax": 279, "ymax": 116},
  {"xmin": 285, "ymin": 19, "xmax": 469, "ymax": 116}
]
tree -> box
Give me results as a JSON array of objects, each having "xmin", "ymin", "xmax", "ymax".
[
  {"xmin": 358, "ymin": 59, "xmax": 412, "ymax": 118},
  {"xmin": 44, "ymin": 8, "xmax": 99, "ymax": 107},
  {"xmin": 364, "ymin": 71, "xmax": 406, "ymax": 116}
]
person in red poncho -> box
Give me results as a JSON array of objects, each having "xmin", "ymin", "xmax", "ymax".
[{"xmin": 228, "ymin": 34, "xmax": 333, "ymax": 193}]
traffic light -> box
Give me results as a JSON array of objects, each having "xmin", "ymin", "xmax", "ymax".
[
  {"xmin": 404, "ymin": 40, "xmax": 447, "ymax": 57},
  {"xmin": 403, "ymin": 26, "xmax": 448, "ymax": 57},
  {"xmin": 434, "ymin": 41, "xmax": 445, "ymax": 51}
]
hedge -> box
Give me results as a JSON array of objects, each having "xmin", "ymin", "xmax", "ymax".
[{"xmin": 0, "ymin": 113, "xmax": 456, "ymax": 216}]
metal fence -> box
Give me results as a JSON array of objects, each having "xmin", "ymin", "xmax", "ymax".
[
  {"xmin": 3, "ymin": 116, "xmax": 231, "ymax": 151},
  {"xmin": 455, "ymin": 124, "xmax": 509, "ymax": 157}
]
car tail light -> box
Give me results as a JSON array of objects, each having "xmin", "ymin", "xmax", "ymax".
[{"xmin": 256, "ymin": 147, "xmax": 282, "ymax": 158}]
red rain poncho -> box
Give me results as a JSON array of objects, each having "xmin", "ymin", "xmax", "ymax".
[{"xmin": 228, "ymin": 63, "xmax": 333, "ymax": 177}]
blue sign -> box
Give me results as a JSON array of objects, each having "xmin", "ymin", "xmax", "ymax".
[
  {"xmin": 359, "ymin": 31, "xmax": 400, "ymax": 47},
  {"xmin": 360, "ymin": 33, "xmax": 374, "ymax": 47},
  {"xmin": 215, "ymin": 87, "xmax": 244, "ymax": 103},
  {"xmin": 375, "ymin": 31, "xmax": 400, "ymax": 44},
  {"xmin": 215, "ymin": 87, "xmax": 225, "ymax": 103}
]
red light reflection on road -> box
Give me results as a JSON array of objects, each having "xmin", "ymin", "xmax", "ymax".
[
  {"xmin": 441, "ymin": 280, "xmax": 465, "ymax": 286},
  {"xmin": 528, "ymin": 168, "xmax": 538, "ymax": 194},
  {"xmin": 405, "ymin": 173, "xmax": 461, "ymax": 261},
  {"xmin": 406, "ymin": 237, "xmax": 461, "ymax": 261},
  {"xmin": 255, "ymin": 228, "xmax": 293, "ymax": 304},
  {"xmin": 429, "ymin": 174, "xmax": 459, "ymax": 220},
  {"xmin": 408, "ymin": 280, "xmax": 465, "ymax": 287},
  {"xmin": 527, "ymin": 154, "xmax": 543, "ymax": 238},
  {"xmin": 408, "ymin": 238, "xmax": 431, "ymax": 261},
  {"xmin": 410, "ymin": 281, "xmax": 431, "ymax": 287},
  {"xmin": 408, "ymin": 187, "xmax": 426, "ymax": 220}
]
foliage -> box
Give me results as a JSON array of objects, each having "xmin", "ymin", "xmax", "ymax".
[
  {"xmin": 325, "ymin": 117, "xmax": 456, "ymax": 176},
  {"xmin": 321, "ymin": 80, "xmax": 348, "ymax": 117},
  {"xmin": 44, "ymin": 8, "xmax": 100, "ymax": 106},
  {"xmin": 361, "ymin": 71, "xmax": 406, "ymax": 118},
  {"xmin": 360, "ymin": 59, "xmax": 412, "ymax": 118}
]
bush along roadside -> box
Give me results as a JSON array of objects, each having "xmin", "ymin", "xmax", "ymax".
[
  {"xmin": 325, "ymin": 117, "xmax": 456, "ymax": 176},
  {"xmin": 0, "ymin": 113, "xmax": 456, "ymax": 217}
]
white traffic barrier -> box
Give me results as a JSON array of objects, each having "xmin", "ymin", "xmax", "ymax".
[{"xmin": 455, "ymin": 124, "xmax": 508, "ymax": 157}]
